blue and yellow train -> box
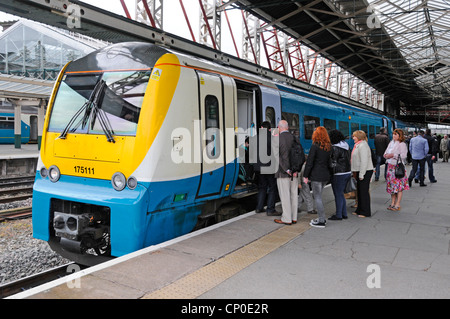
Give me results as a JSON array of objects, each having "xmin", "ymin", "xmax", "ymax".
[{"xmin": 33, "ymin": 42, "xmax": 410, "ymax": 265}]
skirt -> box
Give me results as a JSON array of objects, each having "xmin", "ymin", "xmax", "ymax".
[{"xmin": 386, "ymin": 163, "xmax": 410, "ymax": 194}]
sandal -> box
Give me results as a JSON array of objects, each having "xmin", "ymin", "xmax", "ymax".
[
  {"xmin": 387, "ymin": 205, "xmax": 395, "ymax": 210},
  {"xmin": 392, "ymin": 206, "xmax": 401, "ymax": 211}
]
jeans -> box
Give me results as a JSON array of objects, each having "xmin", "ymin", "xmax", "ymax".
[
  {"xmin": 409, "ymin": 158, "xmax": 426, "ymax": 184},
  {"xmin": 256, "ymin": 173, "xmax": 276, "ymax": 212},
  {"xmin": 425, "ymin": 154, "xmax": 437, "ymax": 182},
  {"xmin": 311, "ymin": 181, "xmax": 327, "ymax": 223},
  {"xmin": 331, "ymin": 173, "xmax": 351, "ymax": 218}
]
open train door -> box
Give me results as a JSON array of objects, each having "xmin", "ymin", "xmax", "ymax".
[
  {"xmin": 196, "ymin": 71, "xmax": 226, "ymax": 198},
  {"xmin": 259, "ymin": 85, "xmax": 281, "ymax": 129}
]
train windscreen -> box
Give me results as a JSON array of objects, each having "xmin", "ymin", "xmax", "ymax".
[{"xmin": 48, "ymin": 70, "xmax": 151, "ymax": 136}]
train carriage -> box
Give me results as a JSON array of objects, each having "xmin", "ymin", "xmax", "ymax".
[{"xmin": 33, "ymin": 42, "xmax": 408, "ymax": 265}]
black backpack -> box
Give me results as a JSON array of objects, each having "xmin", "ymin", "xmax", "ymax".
[{"xmin": 289, "ymin": 136, "xmax": 306, "ymax": 173}]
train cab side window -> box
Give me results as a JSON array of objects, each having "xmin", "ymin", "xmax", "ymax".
[
  {"xmin": 324, "ymin": 118, "xmax": 336, "ymax": 132},
  {"xmin": 205, "ymin": 95, "xmax": 220, "ymax": 159},
  {"xmin": 265, "ymin": 107, "xmax": 276, "ymax": 129},
  {"xmin": 0, "ymin": 121, "xmax": 14, "ymax": 129},
  {"xmin": 304, "ymin": 115, "xmax": 319, "ymax": 139},
  {"xmin": 339, "ymin": 121, "xmax": 349, "ymax": 139}
]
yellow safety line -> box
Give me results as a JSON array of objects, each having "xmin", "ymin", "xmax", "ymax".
[{"xmin": 142, "ymin": 218, "xmax": 310, "ymax": 299}]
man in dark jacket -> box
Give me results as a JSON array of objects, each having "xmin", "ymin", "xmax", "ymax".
[
  {"xmin": 424, "ymin": 129, "xmax": 437, "ymax": 183},
  {"xmin": 274, "ymin": 120, "xmax": 298, "ymax": 225},
  {"xmin": 254, "ymin": 121, "xmax": 278, "ymax": 216},
  {"xmin": 374, "ymin": 127, "xmax": 389, "ymax": 181}
]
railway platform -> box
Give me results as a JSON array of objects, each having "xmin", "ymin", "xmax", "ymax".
[
  {"xmin": 8, "ymin": 162, "xmax": 450, "ymax": 300},
  {"xmin": 0, "ymin": 144, "xmax": 39, "ymax": 177}
]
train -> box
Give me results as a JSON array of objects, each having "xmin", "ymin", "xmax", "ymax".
[
  {"xmin": 0, "ymin": 112, "xmax": 32, "ymax": 144},
  {"xmin": 32, "ymin": 41, "xmax": 411, "ymax": 265}
]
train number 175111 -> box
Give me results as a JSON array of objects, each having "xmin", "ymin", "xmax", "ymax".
[{"xmin": 74, "ymin": 166, "xmax": 95, "ymax": 175}]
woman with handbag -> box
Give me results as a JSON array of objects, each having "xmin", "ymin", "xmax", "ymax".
[
  {"xmin": 383, "ymin": 129, "xmax": 409, "ymax": 211},
  {"xmin": 351, "ymin": 130, "xmax": 374, "ymax": 217}
]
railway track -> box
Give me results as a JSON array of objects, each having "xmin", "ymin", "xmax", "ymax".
[
  {"xmin": 0, "ymin": 206, "xmax": 32, "ymax": 222},
  {"xmin": 0, "ymin": 175, "xmax": 34, "ymax": 206},
  {"xmin": 0, "ymin": 263, "xmax": 77, "ymax": 299}
]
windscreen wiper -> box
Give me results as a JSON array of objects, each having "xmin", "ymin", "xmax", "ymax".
[
  {"xmin": 57, "ymin": 79, "xmax": 106, "ymax": 140},
  {"xmin": 89, "ymin": 83, "xmax": 116, "ymax": 143}
]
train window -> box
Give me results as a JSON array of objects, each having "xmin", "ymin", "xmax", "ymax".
[
  {"xmin": 324, "ymin": 118, "xmax": 336, "ymax": 132},
  {"xmin": 205, "ymin": 95, "xmax": 220, "ymax": 159},
  {"xmin": 361, "ymin": 124, "xmax": 368, "ymax": 135},
  {"xmin": 351, "ymin": 123, "xmax": 359, "ymax": 135},
  {"xmin": 49, "ymin": 70, "xmax": 151, "ymax": 136},
  {"xmin": 369, "ymin": 125, "xmax": 375, "ymax": 139},
  {"xmin": 0, "ymin": 121, "xmax": 14, "ymax": 129},
  {"xmin": 283, "ymin": 112, "xmax": 299, "ymax": 137},
  {"xmin": 304, "ymin": 115, "xmax": 319, "ymax": 139},
  {"xmin": 339, "ymin": 121, "xmax": 349, "ymax": 139},
  {"xmin": 265, "ymin": 107, "xmax": 276, "ymax": 128},
  {"xmin": 376, "ymin": 126, "xmax": 381, "ymax": 134}
]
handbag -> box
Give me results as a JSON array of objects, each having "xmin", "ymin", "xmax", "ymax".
[
  {"xmin": 395, "ymin": 155, "xmax": 406, "ymax": 179},
  {"xmin": 344, "ymin": 176, "xmax": 357, "ymax": 193}
]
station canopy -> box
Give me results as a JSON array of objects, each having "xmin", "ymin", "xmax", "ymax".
[{"xmin": 237, "ymin": 0, "xmax": 450, "ymax": 109}]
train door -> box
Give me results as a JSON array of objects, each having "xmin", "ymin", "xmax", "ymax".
[
  {"xmin": 196, "ymin": 71, "xmax": 225, "ymax": 198},
  {"xmin": 236, "ymin": 82, "xmax": 259, "ymax": 147},
  {"xmin": 30, "ymin": 115, "xmax": 38, "ymax": 142},
  {"xmin": 259, "ymin": 85, "xmax": 281, "ymax": 129}
]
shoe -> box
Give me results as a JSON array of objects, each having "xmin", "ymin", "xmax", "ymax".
[
  {"xmin": 392, "ymin": 206, "xmax": 401, "ymax": 211},
  {"xmin": 255, "ymin": 208, "xmax": 266, "ymax": 213},
  {"xmin": 292, "ymin": 220, "xmax": 297, "ymax": 224},
  {"xmin": 307, "ymin": 210, "xmax": 317, "ymax": 214},
  {"xmin": 328, "ymin": 215, "xmax": 342, "ymax": 220},
  {"xmin": 310, "ymin": 218, "xmax": 326, "ymax": 228},
  {"xmin": 342, "ymin": 215, "xmax": 348, "ymax": 219},
  {"xmin": 387, "ymin": 205, "xmax": 395, "ymax": 210},
  {"xmin": 420, "ymin": 183, "xmax": 427, "ymax": 187},
  {"xmin": 266, "ymin": 211, "xmax": 281, "ymax": 216},
  {"xmin": 408, "ymin": 179, "xmax": 412, "ymax": 188},
  {"xmin": 274, "ymin": 219, "xmax": 291, "ymax": 225},
  {"xmin": 414, "ymin": 179, "xmax": 419, "ymax": 183},
  {"xmin": 374, "ymin": 178, "xmax": 379, "ymax": 181},
  {"xmin": 430, "ymin": 180, "xmax": 437, "ymax": 183}
]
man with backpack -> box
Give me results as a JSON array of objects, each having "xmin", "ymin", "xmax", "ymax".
[{"xmin": 274, "ymin": 120, "xmax": 305, "ymax": 225}]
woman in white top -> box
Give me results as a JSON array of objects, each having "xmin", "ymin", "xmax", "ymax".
[{"xmin": 383, "ymin": 129, "xmax": 409, "ymax": 211}]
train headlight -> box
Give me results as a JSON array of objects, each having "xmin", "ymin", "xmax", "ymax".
[
  {"xmin": 48, "ymin": 165, "xmax": 61, "ymax": 183},
  {"xmin": 112, "ymin": 172, "xmax": 126, "ymax": 191},
  {"xmin": 40, "ymin": 166, "xmax": 48, "ymax": 178},
  {"xmin": 127, "ymin": 176, "xmax": 138, "ymax": 190}
]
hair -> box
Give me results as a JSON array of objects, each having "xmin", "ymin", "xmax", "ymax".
[
  {"xmin": 261, "ymin": 121, "xmax": 271, "ymax": 129},
  {"xmin": 380, "ymin": 127, "xmax": 386, "ymax": 133},
  {"xmin": 352, "ymin": 130, "xmax": 367, "ymax": 141},
  {"xmin": 393, "ymin": 128, "xmax": 405, "ymax": 142},
  {"xmin": 328, "ymin": 129, "xmax": 345, "ymax": 145},
  {"xmin": 312, "ymin": 126, "xmax": 331, "ymax": 151}
]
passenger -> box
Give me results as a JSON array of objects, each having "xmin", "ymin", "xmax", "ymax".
[
  {"xmin": 238, "ymin": 137, "xmax": 254, "ymax": 185},
  {"xmin": 408, "ymin": 130, "xmax": 428, "ymax": 187},
  {"xmin": 374, "ymin": 127, "xmax": 390, "ymax": 181},
  {"xmin": 383, "ymin": 129, "xmax": 409, "ymax": 211},
  {"xmin": 274, "ymin": 120, "xmax": 299, "ymax": 225},
  {"xmin": 303, "ymin": 126, "xmax": 331, "ymax": 228},
  {"xmin": 441, "ymin": 134, "xmax": 450, "ymax": 162},
  {"xmin": 351, "ymin": 130, "xmax": 374, "ymax": 218},
  {"xmin": 254, "ymin": 121, "xmax": 279, "ymax": 216},
  {"xmin": 423, "ymin": 129, "xmax": 438, "ymax": 183},
  {"xmin": 328, "ymin": 129, "xmax": 351, "ymax": 221}
]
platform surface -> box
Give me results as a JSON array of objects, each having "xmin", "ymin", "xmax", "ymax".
[
  {"xmin": 0, "ymin": 144, "xmax": 39, "ymax": 160},
  {"xmin": 9, "ymin": 161, "xmax": 450, "ymax": 300}
]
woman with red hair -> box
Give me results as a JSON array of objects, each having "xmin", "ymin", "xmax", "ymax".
[{"xmin": 303, "ymin": 126, "xmax": 332, "ymax": 228}]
